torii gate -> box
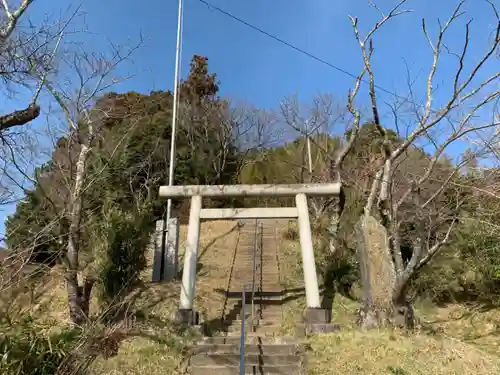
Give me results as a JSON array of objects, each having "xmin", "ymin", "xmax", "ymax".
[{"xmin": 158, "ymin": 183, "xmax": 341, "ymax": 329}]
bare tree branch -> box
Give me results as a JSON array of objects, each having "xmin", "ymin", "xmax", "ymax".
[{"xmin": 0, "ymin": 0, "xmax": 34, "ymax": 41}]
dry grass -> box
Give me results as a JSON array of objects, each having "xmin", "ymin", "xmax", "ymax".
[
  {"xmin": 184, "ymin": 221, "xmax": 240, "ymax": 322},
  {"xmin": 0, "ymin": 265, "xmax": 70, "ymax": 325},
  {"xmin": 418, "ymin": 303, "xmax": 500, "ymax": 357},
  {"xmin": 0, "ymin": 221, "xmax": 241, "ymax": 375},
  {"xmin": 88, "ymin": 277, "xmax": 189, "ymax": 375},
  {"xmin": 90, "ymin": 220, "xmax": 241, "ymax": 374},
  {"xmin": 6, "ymin": 220, "xmax": 500, "ymax": 375},
  {"xmin": 278, "ymin": 226, "xmax": 500, "ymax": 374},
  {"xmin": 301, "ymin": 295, "xmax": 500, "ymax": 375},
  {"xmin": 307, "ymin": 329, "xmax": 500, "ymax": 375},
  {"xmin": 279, "ymin": 226, "xmax": 304, "ymax": 290},
  {"xmin": 91, "ymin": 337, "xmax": 183, "ymax": 375}
]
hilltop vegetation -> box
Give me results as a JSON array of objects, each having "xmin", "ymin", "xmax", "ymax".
[{"xmin": 4, "ymin": 54, "xmax": 500, "ymax": 372}]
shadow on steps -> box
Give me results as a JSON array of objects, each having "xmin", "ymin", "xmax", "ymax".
[{"xmin": 201, "ymin": 286, "xmax": 310, "ymax": 338}]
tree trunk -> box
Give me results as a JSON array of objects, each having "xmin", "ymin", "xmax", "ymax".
[
  {"xmin": 393, "ymin": 273, "xmax": 418, "ymax": 329},
  {"xmin": 66, "ymin": 272, "xmax": 94, "ymax": 325},
  {"xmin": 326, "ymin": 190, "xmax": 345, "ymax": 254},
  {"xmin": 321, "ymin": 264, "xmax": 336, "ymax": 312},
  {"xmin": 65, "ymin": 116, "xmax": 95, "ymax": 325}
]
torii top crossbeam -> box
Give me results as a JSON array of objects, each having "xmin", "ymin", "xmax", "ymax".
[{"xmin": 159, "ymin": 183, "xmax": 342, "ymax": 198}]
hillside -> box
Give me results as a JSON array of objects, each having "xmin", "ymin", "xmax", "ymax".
[
  {"xmin": 1, "ymin": 2, "xmax": 500, "ymax": 375},
  {"xmin": 11, "ymin": 220, "xmax": 500, "ymax": 375}
]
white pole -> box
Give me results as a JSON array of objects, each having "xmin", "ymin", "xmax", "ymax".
[
  {"xmin": 166, "ymin": 0, "xmax": 184, "ymax": 223},
  {"xmin": 304, "ymin": 120, "xmax": 313, "ymax": 174},
  {"xmin": 307, "ymin": 136, "xmax": 313, "ymax": 174}
]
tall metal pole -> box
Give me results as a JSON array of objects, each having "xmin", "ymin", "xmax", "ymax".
[
  {"xmin": 306, "ymin": 137, "xmax": 313, "ymax": 174},
  {"xmin": 305, "ymin": 120, "xmax": 313, "ymax": 174},
  {"xmin": 166, "ymin": 0, "xmax": 184, "ymax": 223}
]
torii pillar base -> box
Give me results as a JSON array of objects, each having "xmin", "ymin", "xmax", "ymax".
[
  {"xmin": 295, "ymin": 308, "xmax": 340, "ymax": 337},
  {"xmin": 175, "ymin": 309, "xmax": 199, "ymax": 326}
]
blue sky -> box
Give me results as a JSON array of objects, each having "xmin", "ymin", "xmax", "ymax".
[{"xmin": 0, "ymin": 0, "xmax": 498, "ymax": 239}]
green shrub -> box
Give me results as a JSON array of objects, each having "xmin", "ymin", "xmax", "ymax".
[
  {"xmin": 92, "ymin": 201, "xmax": 152, "ymax": 322},
  {"xmin": 411, "ymin": 222, "xmax": 500, "ymax": 305},
  {"xmin": 0, "ymin": 316, "xmax": 81, "ymax": 375}
]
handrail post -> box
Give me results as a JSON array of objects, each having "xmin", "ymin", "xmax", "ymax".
[{"xmin": 240, "ymin": 287, "xmax": 246, "ymax": 375}]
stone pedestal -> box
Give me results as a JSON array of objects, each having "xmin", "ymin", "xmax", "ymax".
[
  {"xmin": 175, "ymin": 309, "xmax": 199, "ymax": 326},
  {"xmin": 163, "ymin": 217, "xmax": 180, "ymax": 281},
  {"xmin": 304, "ymin": 307, "xmax": 332, "ymax": 323},
  {"xmin": 152, "ymin": 220, "xmax": 165, "ymax": 283},
  {"xmin": 296, "ymin": 308, "xmax": 340, "ymax": 337},
  {"xmin": 151, "ymin": 218, "xmax": 180, "ymax": 282}
]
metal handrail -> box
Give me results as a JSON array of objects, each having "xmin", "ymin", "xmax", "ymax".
[
  {"xmin": 240, "ymin": 286, "xmax": 246, "ymax": 375},
  {"xmin": 273, "ymin": 224, "xmax": 282, "ymax": 291},
  {"xmin": 242, "ymin": 220, "xmax": 261, "ymax": 374},
  {"xmin": 250, "ymin": 219, "xmax": 258, "ymax": 331},
  {"xmin": 259, "ymin": 221, "xmax": 264, "ymax": 294}
]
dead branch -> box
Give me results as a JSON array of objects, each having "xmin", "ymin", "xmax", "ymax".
[
  {"xmin": 0, "ymin": 104, "xmax": 40, "ymax": 130},
  {"xmin": 0, "ymin": 0, "xmax": 34, "ymax": 41}
]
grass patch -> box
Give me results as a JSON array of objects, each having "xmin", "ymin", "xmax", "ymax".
[
  {"xmin": 306, "ymin": 328, "xmax": 500, "ymax": 375},
  {"xmin": 1, "ymin": 220, "xmax": 243, "ymax": 375},
  {"xmin": 279, "ymin": 224, "xmax": 304, "ymax": 291},
  {"xmin": 6, "ymin": 220, "xmax": 500, "ymax": 375},
  {"xmin": 89, "ymin": 322, "xmax": 199, "ymax": 375},
  {"xmin": 277, "ymin": 223, "xmax": 500, "ymax": 374},
  {"xmin": 303, "ymin": 293, "xmax": 500, "ymax": 374},
  {"xmin": 418, "ymin": 303, "xmax": 500, "ymax": 357},
  {"xmin": 90, "ymin": 220, "xmax": 241, "ymax": 374}
]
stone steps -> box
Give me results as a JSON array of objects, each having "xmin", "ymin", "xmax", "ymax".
[
  {"xmin": 231, "ymin": 275, "xmax": 280, "ymax": 280},
  {"xmin": 229, "ymin": 283, "xmax": 282, "ymax": 290},
  {"xmin": 190, "ymin": 364, "xmax": 303, "ymax": 375},
  {"xmin": 233, "ymin": 266, "xmax": 277, "ymax": 271},
  {"xmin": 188, "ymin": 220, "xmax": 303, "ymax": 375},
  {"xmin": 228, "ymin": 287, "xmax": 282, "ymax": 295},
  {"xmin": 219, "ymin": 319, "xmax": 278, "ymax": 328},
  {"xmin": 223, "ymin": 323, "xmax": 281, "ymax": 334},
  {"xmin": 191, "ymin": 353, "xmax": 300, "ymax": 366},
  {"xmin": 223, "ymin": 301, "xmax": 285, "ymax": 310},
  {"xmin": 236, "ymin": 311, "xmax": 283, "ymax": 322},
  {"xmin": 231, "ymin": 277, "xmax": 280, "ymax": 281},
  {"xmin": 197, "ymin": 336, "xmax": 293, "ymax": 345},
  {"xmin": 192, "ymin": 343, "xmax": 300, "ymax": 356}
]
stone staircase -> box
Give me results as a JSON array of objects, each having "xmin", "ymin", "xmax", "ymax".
[{"xmin": 190, "ymin": 220, "xmax": 306, "ymax": 375}]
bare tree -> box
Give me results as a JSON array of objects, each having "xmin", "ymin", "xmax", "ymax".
[
  {"xmin": 41, "ymin": 39, "xmax": 141, "ymax": 325},
  {"xmin": 229, "ymin": 102, "xmax": 282, "ymax": 183},
  {"xmin": 0, "ymin": 0, "xmax": 54, "ymax": 130},
  {"xmin": 337, "ymin": 0, "xmax": 500, "ymax": 328},
  {"xmin": 279, "ymin": 94, "xmax": 351, "ymax": 218},
  {"xmin": 0, "ymin": 2, "xmax": 85, "ymax": 241}
]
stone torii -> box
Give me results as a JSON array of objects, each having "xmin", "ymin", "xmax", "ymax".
[{"xmin": 157, "ymin": 183, "xmax": 342, "ymax": 331}]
